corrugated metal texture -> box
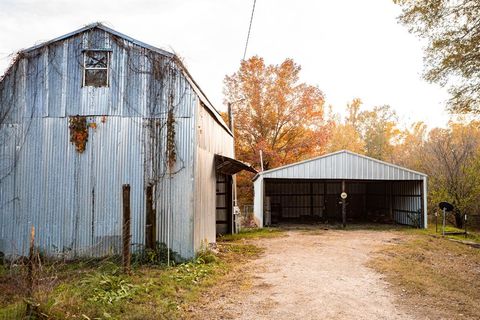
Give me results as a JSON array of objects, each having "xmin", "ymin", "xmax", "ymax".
[
  {"xmin": 391, "ymin": 181, "xmax": 423, "ymax": 227},
  {"xmin": 259, "ymin": 150, "xmax": 427, "ymax": 181},
  {"xmin": 193, "ymin": 102, "xmax": 234, "ymax": 251},
  {"xmin": 0, "ymin": 112, "xmax": 197, "ymax": 258},
  {"xmin": 0, "ymin": 26, "xmax": 206, "ymax": 259},
  {"xmin": 254, "ymin": 176, "xmax": 426, "ymax": 228},
  {"xmin": 7, "ymin": 27, "xmax": 193, "ymax": 120}
]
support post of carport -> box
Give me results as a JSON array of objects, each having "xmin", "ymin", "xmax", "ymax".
[
  {"xmin": 423, "ymin": 177, "xmax": 428, "ymax": 229},
  {"xmin": 342, "ymin": 180, "xmax": 346, "ymax": 228}
]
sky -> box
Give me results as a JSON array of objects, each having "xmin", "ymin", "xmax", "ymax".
[{"xmin": 0, "ymin": 0, "xmax": 451, "ymax": 128}]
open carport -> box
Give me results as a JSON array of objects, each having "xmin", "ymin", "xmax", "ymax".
[{"xmin": 253, "ymin": 150, "xmax": 428, "ymax": 228}]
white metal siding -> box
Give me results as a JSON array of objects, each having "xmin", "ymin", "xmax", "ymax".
[
  {"xmin": 193, "ymin": 103, "xmax": 234, "ymax": 251},
  {"xmin": 262, "ymin": 151, "xmax": 426, "ymax": 181},
  {"xmin": 253, "ymin": 177, "xmax": 264, "ymax": 227}
]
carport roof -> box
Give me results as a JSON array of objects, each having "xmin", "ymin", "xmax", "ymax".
[{"xmin": 253, "ymin": 150, "xmax": 427, "ymax": 181}]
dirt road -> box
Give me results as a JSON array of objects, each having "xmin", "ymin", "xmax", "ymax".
[{"xmin": 192, "ymin": 229, "xmax": 416, "ymax": 320}]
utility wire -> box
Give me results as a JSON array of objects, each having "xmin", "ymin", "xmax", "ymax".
[{"xmin": 243, "ymin": 0, "xmax": 257, "ymax": 60}]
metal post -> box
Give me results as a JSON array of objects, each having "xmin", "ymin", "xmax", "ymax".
[
  {"xmin": 259, "ymin": 150, "xmax": 264, "ymax": 172},
  {"xmin": 465, "ymin": 214, "xmax": 467, "ymax": 238},
  {"xmin": 122, "ymin": 184, "xmax": 131, "ymax": 273},
  {"xmin": 442, "ymin": 207, "xmax": 446, "ymax": 236},
  {"xmin": 342, "ymin": 180, "xmax": 346, "ymax": 228}
]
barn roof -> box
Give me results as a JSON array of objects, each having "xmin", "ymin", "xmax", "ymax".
[
  {"xmin": 254, "ymin": 150, "xmax": 427, "ymax": 181},
  {"xmin": 7, "ymin": 23, "xmax": 232, "ymax": 135}
]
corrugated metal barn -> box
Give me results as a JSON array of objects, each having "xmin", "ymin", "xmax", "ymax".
[
  {"xmin": 254, "ymin": 150, "xmax": 428, "ymax": 228},
  {"xmin": 0, "ymin": 23, "xmax": 254, "ymax": 260}
]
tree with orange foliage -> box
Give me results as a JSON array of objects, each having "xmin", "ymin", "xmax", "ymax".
[
  {"xmin": 224, "ymin": 56, "xmax": 328, "ymax": 205},
  {"xmin": 326, "ymin": 98, "xmax": 365, "ymax": 154}
]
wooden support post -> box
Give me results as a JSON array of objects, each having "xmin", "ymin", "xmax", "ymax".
[
  {"xmin": 342, "ymin": 180, "xmax": 346, "ymax": 228},
  {"xmin": 145, "ymin": 185, "xmax": 155, "ymax": 250},
  {"xmin": 122, "ymin": 184, "xmax": 131, "ymax": 273},
  {"xmin": 27, "ymin": 225, "xmax": 35, "ymax": 292},
  {"xmin": 26, "ymin": 225, "xmax": 35, "ymax": 316}
]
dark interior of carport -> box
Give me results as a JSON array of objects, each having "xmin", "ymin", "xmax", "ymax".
[{"xmin": 263, "ymin": 178, "xmax": 425, "ymax": 227}]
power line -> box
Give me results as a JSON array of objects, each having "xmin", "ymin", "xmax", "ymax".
[{"xmin": 243, "ymin": 0, "xmax": 257, "ymax": 60}]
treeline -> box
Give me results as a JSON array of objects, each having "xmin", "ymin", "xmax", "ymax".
[{"xmin": 225, "ymin": 56, "xmax": 480, "ymax": 228}]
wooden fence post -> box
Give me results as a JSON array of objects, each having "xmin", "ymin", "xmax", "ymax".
[
  {"xmin": 145, "ymin": 185, "xmax": 155, "ymax": 250},
  {"xmin": 122, "ymin": 184, "xmax": 131, "ymax": 273},
  {"xmin": 25, "ymin": 225, "xmax": 35, "ymax": 316},
  {"xmin": 27, "ymin": 225, "xmax": 35, "ymax": 291}
]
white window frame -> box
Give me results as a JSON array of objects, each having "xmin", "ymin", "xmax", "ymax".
[{"xmin": 83, "ymin": 50, "xmax": 111, "ymax": 87}]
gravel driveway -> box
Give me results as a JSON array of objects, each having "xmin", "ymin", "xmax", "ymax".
[{"xmin": 192, "ymin": 229, "xmax": 416, "ymax": 320}]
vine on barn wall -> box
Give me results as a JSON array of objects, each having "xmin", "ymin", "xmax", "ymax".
[
  {"xmin": 69, "ymin": 116, "xmax": 89, "ymax": 153},
  {"xmin": 166, "ymin": 95, "xmax": 176, "ymax": 170}
]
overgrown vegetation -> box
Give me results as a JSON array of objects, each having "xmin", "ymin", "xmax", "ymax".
[
  {"xmin": 370, "ymin": 231, "xmax": 480, "ymax": 320},
  {"xmin": 219, "ymin": 227, "xmax": 284, "ymax": 242},
  {"xmin": 0, "ymin": 239, "xmax": 264, "ymax": 319}
]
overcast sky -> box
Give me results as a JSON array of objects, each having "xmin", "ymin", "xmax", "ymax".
[{"xmin": 0, "ymin": 0, "xmax": 451, "ymax": 128}]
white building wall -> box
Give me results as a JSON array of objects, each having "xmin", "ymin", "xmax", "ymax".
[
  {"xmin": 253, "ymin": 176, "xmax": 264, "ymax": 227},
  {"xmin": 193, "ymin": 103, "xmax": 234, "ymax": 251}
]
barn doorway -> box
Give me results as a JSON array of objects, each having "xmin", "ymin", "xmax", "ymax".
[
  {"xmin": 263, "ymin": 179, "xmax": 425, "ymax": 227},
  {"xmin": 214, "ymin": 154, "xmax": 257, "ymax": 235}
]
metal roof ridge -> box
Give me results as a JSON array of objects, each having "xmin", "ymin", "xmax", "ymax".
[{"xmin": 255, "ymin": 149, "xmax": 427, "ymax": 178}]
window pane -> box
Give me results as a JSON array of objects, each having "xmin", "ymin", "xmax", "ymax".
[
  {"xmin": 85, "ymin": 51, "xmax": 108, "ymax": 68},
  {"xmin": 85, "ymin": 69, "xmax": 108, "ymax": 87}
]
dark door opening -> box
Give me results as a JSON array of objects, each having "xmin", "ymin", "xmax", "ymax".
[
  {"xmin": 216, "ymin": 173, "xmax": 233, "ymax": 235},
  {"xmin": 264, "ymin": 178, "xmax": 424, "ymax": 227}
]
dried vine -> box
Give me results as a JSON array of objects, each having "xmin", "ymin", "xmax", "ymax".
[
  {"xmin": 166, "ymin": 95, "xmax": 176, "ymax": 170},
  {"xmin": 69, "ymin": 116, "xmax": 89, "ymax": 153}
]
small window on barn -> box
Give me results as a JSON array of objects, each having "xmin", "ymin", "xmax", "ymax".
[{"xmin": 83, "ymin": 50, "xmax": 110, "ymax": 87}]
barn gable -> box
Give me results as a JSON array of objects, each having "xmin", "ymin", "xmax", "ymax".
[
  {"xmin": 0, "ymin": 22, "xmax": 231, "ymax": 134},
  {"xmin": 256, "ymin": 150, "xmax": 427, "ymax": 181}
]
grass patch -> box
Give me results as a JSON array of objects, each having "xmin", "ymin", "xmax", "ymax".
[
  {"xmin": 404, "ymin": 224, "xmax": 480, "ymax": 244},
  {"xmin": 218, "ymin": 227, "xmax": 284, "ymax": 241},
  {"xmin": 0, "ymin": 241, "xmax": 262, "ymax": 319},
  {"xmin": 370, "ymin": 232, "xmax": 480, "ymax": 319}
]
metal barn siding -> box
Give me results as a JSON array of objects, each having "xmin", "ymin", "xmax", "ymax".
[
  {"xmin": 262, "ymin": 150, "xmax": 425, "ymax": 180},
  {"xmin": 194, "ymin": 103, "xmax": 234, "ymax": 251},
  {"xmin": 254, "ymin": 150, "xmax": 428, "ymax": 228},
  {"xmin": 0, "ymin": 24, "xmax": 227, "ymax": 259}
]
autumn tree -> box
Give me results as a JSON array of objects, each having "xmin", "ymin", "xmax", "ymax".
[
  {"xmin": 326, "ymin": 99, "xmax": 365, "ymax": 154},
  {"xmin": 395, "ymin": 0, "xmax": 480, "ymax": 113},
  {"xmin": 423, "ymin": 121, "xmax": 480, "ymax": 228},
  {"xmin": 224, "ymin": 56, "xmax": 328, "ymax": 205},
  {"xmin": 356, "ymin": 105, "xmax": 399, "ymax": 161},
  {"xmin": 390, "ymin": 121, "xmax": 428, "ymax": 170}
]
